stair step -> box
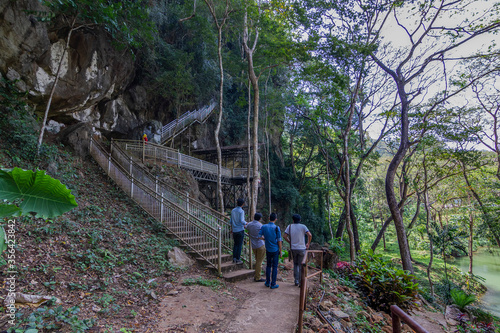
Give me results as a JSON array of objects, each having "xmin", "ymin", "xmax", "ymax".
[
  {"xmin": 222, "ymin": 269, "xmax": 255, "ymax": 282},
  {"xmin": 179, "ymin": 241, "xmax": 213, "ymax": 249},
  {"xmin": 195, "ymin": 253, "xmax": 233, "ymax": 263},
  {"xmin": 205, "ymin": 260, "xmax": 243, "ymax": 273},
  {"xmin": 166, "ymin": 230, "xmax": 198, "ymax": 238}
]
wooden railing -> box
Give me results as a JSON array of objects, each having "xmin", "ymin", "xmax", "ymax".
[
  {"xmin": 114, "ymin": 139, "xmax": 252, "ymax": 181},
  {"xmin": 298, "ymin": 250, "xmax": 324, "ymax": 333},
  {"xmin": 161, "ymin": 102, "xmax": 216, "ymax": 144},
  {"xmin": 90, "ymin": 138, "xmax": 232, "ymax": 274},
  {"xmin": 391, "ymin": 305, "xmax": 428, "ymax": 333},
  {"xmin": 294, "ymin": 253, "xmax": 428, "ymax": 333}
]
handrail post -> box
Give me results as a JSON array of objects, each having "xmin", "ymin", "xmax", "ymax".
[
  {"xmin": 155, "ymin": 176, "xmax": 159, "ymax": 199},
  {"xmin": 218, "ymin": 227, "xmax": 222, "ymax": 275},
  {"xmin": 129, "ymin": 156, "xmax": 134, "ymax": 198},
  {"xmin": 390, "ymin": 305, "xmax": 428, "ymax": 333},
  {"xmin": 392, "ymin": 310, "xmax": 402, "ymax": 333},
  {"xmin": 248, "ymin": 237, "xmax": 253, "ymax": 270},
  {"xmin": 298, "ymin": 260, "xmax": 307, "ymax": 333},
  {"xmin": 160, "ymin": 195, "xmax": 164, "ymax": 223},
  {"xmin": 107, "ymin": 152, "xmax": 111, "ymax": 174}
]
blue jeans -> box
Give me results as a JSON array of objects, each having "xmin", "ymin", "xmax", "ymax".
[
  {"xmin": 266, "ymin": 250, "xmax": 279, "ymax": 287},
  {"xmin": 233, "ymin": 231, "xmax": 245, "ymax": 260}
]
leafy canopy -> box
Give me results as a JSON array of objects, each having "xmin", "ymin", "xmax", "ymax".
[{"xmin": 40, "ymin": 0, "xmax": 155, "ymax": 48}]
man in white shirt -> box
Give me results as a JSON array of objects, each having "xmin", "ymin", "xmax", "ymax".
[{"xmin": 284, "ymin": 214, "xmax": 312, "ymax": 286}]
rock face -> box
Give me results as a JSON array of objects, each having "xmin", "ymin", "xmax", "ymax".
[
  {"xmin": 58, "ymin": 122, "xmax": 94, "ymax": 158},
  {"xmin": 0, "ymin": 0, "xmax": 156, "ymax": 151}
]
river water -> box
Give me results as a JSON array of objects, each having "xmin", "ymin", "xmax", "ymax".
[{"xmin": 455, "ymin": 247, "xmax": 500, "ymax": 318}]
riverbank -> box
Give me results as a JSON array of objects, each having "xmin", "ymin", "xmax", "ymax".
[{"xmin": 455, "ymin": 247, "xmax": 500, "ymax": 318}]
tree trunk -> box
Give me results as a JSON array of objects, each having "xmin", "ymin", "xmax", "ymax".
[
  {"xmin": 214, "ymin": 27, "xmax": 224, "ymax": 213},
  {"xmin": 264, "ymin": 73, "xmax": 272, "ymax": 213},
  {"xmin": 37, "ymin": 19, "xmax": 76, "ymax": 154},
  {"xmin": 385, "ymin": 81, "xmax": 413, "ymax": 273},
  {"xmin": 467, "ymin": 192, "xmax": 474, "ymax": 277},
  {"xmin": 423, "ymin": 152, "xmax": 434, "ymax": 297},
  {"xmin": 243, "ymin": 9, "xmax": 260, "ymax": 218},
  {"xmin": 246, "ymin": 80, "xmax": 252, "ymax": 209},
  {"xmin": 203, "ymin": 0, "xmax": 230, "ymax": 213}
]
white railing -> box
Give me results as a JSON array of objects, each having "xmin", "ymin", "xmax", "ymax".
[
  {"xmin": 161, "ymin": 102, "xmax": 217, "ymax": 144},
  {"xmin": 114, "ymin": 140, "xmax": 252, "ymax": 180},
  {"xmin": 90, "ymin": 138, "xmax": 234, "ymax": 274}
]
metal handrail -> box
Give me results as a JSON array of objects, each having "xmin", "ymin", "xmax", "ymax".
[
  {"xmin": 298, "ymin": 250, "xmax": 324, "ymax": 333},
  {"xmin": 110, "ymin": 141, "xmax": 233, "ymax": 253},
  {"xmin": 161, "ymin": 102, "xmax": 216, "ymax": 143},
  {"xmin": 90, "ymin": 138, "xmax": 225, "ymax": 273},
  {"xmin": 391, "ymin": 305, "xmax": 428, "ymax": 333},
  {"xmin": 112, "ymin": 140, "xmax": 229, "ymax": 222},
  {"xmin": 115, "ymin": 140, "xmax": 253, "ymax": 180}
]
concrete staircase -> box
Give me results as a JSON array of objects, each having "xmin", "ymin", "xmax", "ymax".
[{"xmin": 90, "ymin": 137, "xmax": 253, "ymax": 282}]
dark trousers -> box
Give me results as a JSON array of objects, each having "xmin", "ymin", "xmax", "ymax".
[
  {"xmin": 266, "ymin": 250, "xmax": 280, "ymax": 287},
  {"xmin": 291, "ymin": 249, "xmax": 306, "ymax": 284},
  {"xmin": 232, "ymin": 231, "xmax": 245, "ymax": 260}
]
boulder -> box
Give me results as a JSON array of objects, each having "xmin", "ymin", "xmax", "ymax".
[
  {"xmin": 168, "ymin": 247, "xmax": 194, "ymax": 269},
  {"xmin": 57, "ymin": 122, "xmax": 94, "ymax": 157},
  {"xmin": 445, "ymin": 305, "xmax": 463, "ymax": 326}
]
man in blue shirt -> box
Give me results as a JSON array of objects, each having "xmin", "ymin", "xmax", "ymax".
[
  {"xmin": 259, "ymin": 212, "xmax": 282, "ymax": 289},
  {"xmin": 230, "ymin": 198, "xmax": 247, "ymax": 264}
]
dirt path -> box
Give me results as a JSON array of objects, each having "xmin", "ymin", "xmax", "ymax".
[
  {"xmin": 156, "ymin": 269, "xmax": 299, "ymax": 332},
  {"xmin": 224, "ymin": 278, "xmax": 299, "ymax": 333}
]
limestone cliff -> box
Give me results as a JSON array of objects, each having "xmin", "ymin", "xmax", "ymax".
[{"xmin": 0, "ymin": 0, "xmax": 162, "ymax": 151}]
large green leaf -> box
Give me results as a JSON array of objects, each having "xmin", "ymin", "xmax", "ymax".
[
  {"xmin": 0, "ymin": 203, "xmax": 22, "ymax": 218},
  {"xmin": 0, "ymin": 226, "xmax": 7, "ymax": 254},
  {"xmin": 0, "ymin": 168, "xmax": 77, "ymax": 218}
]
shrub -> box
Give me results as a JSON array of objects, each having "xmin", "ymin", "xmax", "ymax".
[
  {"xmin": 450, "ymin": 289, "xmax": 475, "ymax": 312},
  {"xmin": 350, "ymin": 250, "xmax": 420, "ymax": 313}
]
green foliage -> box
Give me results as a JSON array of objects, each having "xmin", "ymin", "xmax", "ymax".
[
  {"xmin": 0, "ymin": 167, "xmax": 77, "ymax": 219},
  {"xmin": 181, "ymin": 277, "xmax": 224, "ymax": 290},
  {"xmin": 6, "ymin": 305, "xmax": 95, "ymax": 332},
  {"xmin": 0, "ymin": 77, "xmax": 55, "ymax": 165},
  {"xmin": 328, "ymin": 237, "xmax": 346, "ymax": 257},
  {"xmin": 450, "ymin": 288, "xmax": 476, "ymax": 311},
  {"xmin": 40, "ymin": 0, "xmax": 155, "ymax": 49},
  {"xmin": 350, "ymin": 250, "xmax": 420, "ymax": 312}
]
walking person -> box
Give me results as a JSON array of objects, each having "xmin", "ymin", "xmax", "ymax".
[
  {"xmin": 259, "ymin": 213, "xmax": 282, "ymax": 289},
  {"xmin": 246, "ymin": 213, "xmax": 266, "ymax": 282},
  {"xmin": 230, "ymin": 198, "xmax": 247, "ymax": 264},
  {"xmin": 284, "ymin": 214, "xmax": 312, "ymax": 286}
]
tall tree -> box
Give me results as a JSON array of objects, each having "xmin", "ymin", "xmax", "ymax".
[
  {"xmin": 241, "ymin": 0, "xmax": 295, "ymax": 216},
  {"xmin": 364, "ymin": 0, "xmax": 500, "ymax": 272},
  {"xmin": 203, "ymin": 0, "xmax": 233, "ymax": 213}
]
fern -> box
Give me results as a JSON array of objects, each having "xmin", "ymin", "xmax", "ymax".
[{"xmin": 450, "ymin": 289, "xmax": 475, "ymax": 311}]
